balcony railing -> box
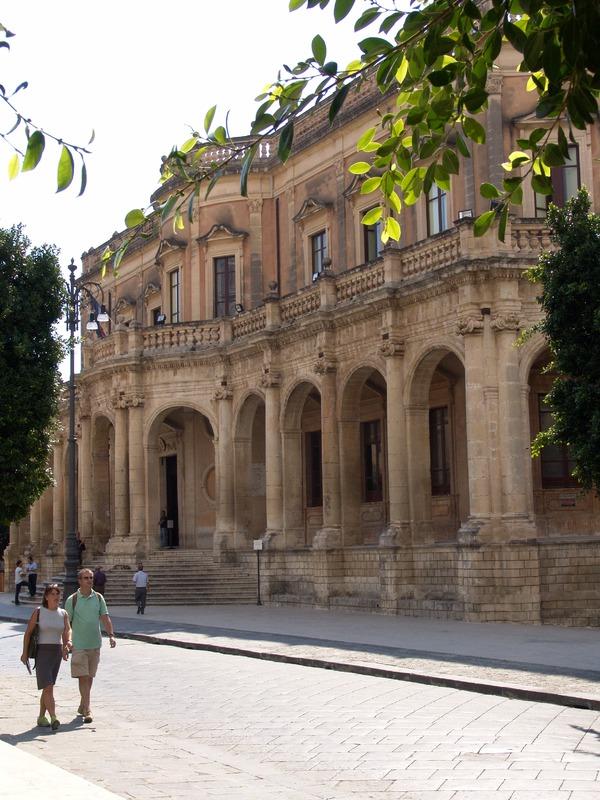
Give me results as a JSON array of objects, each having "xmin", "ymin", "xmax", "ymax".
[{"xmin": 88, "ymin": 217, "xmax": 549, "ymax": 366}]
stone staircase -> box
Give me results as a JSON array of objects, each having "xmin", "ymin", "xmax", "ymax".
[{"xmin": 99, "ymin": 549, "xmax": 258, "ymax": 607}]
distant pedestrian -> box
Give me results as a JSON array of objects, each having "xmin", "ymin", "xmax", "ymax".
[
  {"xmin": 26, "ymin": 555, "xmax": 39, "ymax": 598},
  {"xmin": 14, "ymin": 559, "xmax": 26, "ymax": 605},
  {"xmin": 64, "ymin": 568, "xmax": 116, "ymax": 724},
  {"xmin": 92, "ymin": 566, "xmax": 107, "ymax": 595},
  {"xmin": 159, "ymin": 511, "xmax": 168, "ymax": 548},
  {"xmin": 21, "ymin": 584, "xmax": 71, "ymax": 730},
  {"xmin": 132, "ymin": 563, "xmax": 149, "ymax": 615},
  {"xmin": 26, "ymin": 555, "xmax": 38, "ymax": 597},
  {"xmin": 76, "ymin": 532, "xmax": 86, "ymax": 567}
]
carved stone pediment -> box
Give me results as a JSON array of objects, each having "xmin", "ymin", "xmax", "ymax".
[
  {"xmin": 293, "ymin": 197, "xmax": 331, "ymax": 223},
  {"xmin": 143, "ymin": 282, "xmax": 161, "ymax": 305},
  {"xmin": 196, "ymin": 223, "xmax": 248, "ymax": 243},
  {"xmin": 114, "ymin": 296, "xmax": 134, "ymax": 314}
]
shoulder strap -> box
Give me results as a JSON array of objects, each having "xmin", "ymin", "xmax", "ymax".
[{"xmin": 36, "ymin": 607, "xmax": 40, "ymax": 624}]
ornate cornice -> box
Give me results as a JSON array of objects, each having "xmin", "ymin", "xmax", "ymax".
[
  {"xmin": 143, "ymin": 282, "xmax": 161, "ymax": 304},
  {"xmin": 196, "ymin": 223, "xmax": 248, "ymax": 243},
  {"xmin": 293, "ymin": 197, "xmax": 331, "ymax": 223}
]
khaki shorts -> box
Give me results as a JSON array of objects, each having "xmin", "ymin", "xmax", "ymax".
[{"xmin": 70, "ymin": 648, "xmax": 101, "ymax": 678}]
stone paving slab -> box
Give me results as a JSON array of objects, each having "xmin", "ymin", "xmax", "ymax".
[{"xmin": 2, "ymin": 597, "xmax": 599, "ymax": 709}]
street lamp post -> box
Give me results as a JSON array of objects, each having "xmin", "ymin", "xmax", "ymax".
[{"xmin": 62, "ymin": 259, "xmax": 109, "ymax": 603}]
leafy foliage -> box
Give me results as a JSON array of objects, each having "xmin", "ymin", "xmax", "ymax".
[
  {"xmin": 0, "ymin": 23, "xmax": 92, "ymax": 194},
  {"xmin": 113, "ymin": 0, "xmax": 599, "ymax": 269},
  {"xmin": 0, "ymin": 226, "xmax": 65, "ymax": 524},
  {"xmin": 528, "ymin": 189, "xmax": 600, "ymax": 493}
]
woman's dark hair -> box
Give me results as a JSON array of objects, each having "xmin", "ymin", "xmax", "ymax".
[
  {"xmin": 42, "ymin": 584, "xmax": 60, "ymax": 608},
  {"xmin": 16, "ymin": 559, "xmax": 22, "ymax": 566}
]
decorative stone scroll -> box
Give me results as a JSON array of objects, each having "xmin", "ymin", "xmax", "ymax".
[
  {"xmin": 313, "ymin": 352, "xmax": 337, "ymax": 375},
  {"xmin": 259, "ymin": 365, "xmax": 281, "ymax": 388},
  {"xmin": 378, "ymin": 336, "xmax": 405, "ymax": 358},
  {"xmin": 111, "ymin": 390, "xmax": 144, "ymax": 409},
  {"xmin": 214, "ymin": 386, "xmax": 233, "ymax": 401}
]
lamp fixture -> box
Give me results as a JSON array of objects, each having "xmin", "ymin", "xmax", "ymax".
[
  {"xmin": 97, "ymin": 304, "xmax": 110, "ymax": 323},
  {"xmin": 86, "ymin": 313, "xmax": 99, "ymax": 331},
  {"xmin": 458, "ymin": 209, "xmax": 473, "ymax": 219}
]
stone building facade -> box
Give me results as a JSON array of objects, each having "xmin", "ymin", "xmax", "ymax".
[{"xmin": 7, "ymin": 50, "xmax": 600, "ymax": 624}]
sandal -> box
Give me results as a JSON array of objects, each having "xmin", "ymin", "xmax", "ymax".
[{"xmin": 37, "ymin": 715, "xmax": 51, "ymax": 727}]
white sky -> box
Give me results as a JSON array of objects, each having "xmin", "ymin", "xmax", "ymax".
[{"xmin": 0, "ymin": 0, "xmax": 357, "ymax": 265}]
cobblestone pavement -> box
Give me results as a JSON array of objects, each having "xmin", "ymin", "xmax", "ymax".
[{"xmin": 2, "ymin": 620, "xmax": 600, "ymax": 800}]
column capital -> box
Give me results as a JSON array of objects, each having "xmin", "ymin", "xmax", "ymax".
[
  {"xmin": 214, "ymin": 387, "xmax": 233, "ymax": 401},
  {"xmin": 260, "ymin": 365, "xmax": 281, "ymax": 388},
  {"xmin": 313, "ymin": 352, "xmax": 337, "ymax": 375},
  {"xmin": 379, "ymin": 336, "xmax": 405, "ymax": 358},
  {"xmin": 490, "ymin": 313, "xmax": 521, "ymax": 332},
  {"xmin": 456, "ymin": 314, "xmax": 484, "ymax": 336}
]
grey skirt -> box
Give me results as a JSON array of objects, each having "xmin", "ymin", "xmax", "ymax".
[{"xmin": 36, "ymin": 644, "xmax": 63, "ymax": 689}]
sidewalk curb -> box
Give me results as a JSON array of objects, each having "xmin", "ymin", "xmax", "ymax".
[{"xmin": 3, "ymin": 613, "xmax": 598, "ymax": 712}]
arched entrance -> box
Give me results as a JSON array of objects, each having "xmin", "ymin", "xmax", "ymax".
[
  {"xmin": 282, "ymin": 381, "xmax": 322, "ymax": 547},
  {"xmin": 340, "ymin": 366, "xmax": 387, "ymax": 545},
  {"xmin": 407, "ymin": 348, "xmax": 468, "ymax": 541},
  {"xmin": 234, "ymin": 393, "xmax": 266, "ymax": 544},
  {"xmin": 146, "ymin": 406, "xmax": 216, "ymax": 551}
]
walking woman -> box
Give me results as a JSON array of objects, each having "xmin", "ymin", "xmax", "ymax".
[{"xmin": 21, "ymin": 584, "xmax": 72, "ymax": 730}]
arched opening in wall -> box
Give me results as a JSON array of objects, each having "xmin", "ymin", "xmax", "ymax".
[
  {"xmin": 147, "ymin": 406, "xmax": 216, "ymax": 551},
  {"xmin": 408, "ymin": 349, "xmax": 468, "ymax": 541},
  {"xmin": 527, "ymin": 350, "xmax": 593, "ymax": 536},
  {"xmin": 91, "ymin": 415, "xmax": 113, "ymax": 555},
  {"xmin": 340, "ymin": 366, "xmax": 387, "ymax": 545},
  {"xmin": 234, "ymin": 394, "xmax": 266, "ymax": 542},
  {"xmin": 282, "ymin": 381, "xmax": 322, "ymax": 547}
]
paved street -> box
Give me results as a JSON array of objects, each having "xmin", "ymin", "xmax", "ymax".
[{"xmin": 2, "ymin": 619, "xmax": 600, "ymax": 799}]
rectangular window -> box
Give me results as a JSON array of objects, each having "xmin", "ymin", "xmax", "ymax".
[
  {"xmin": 311, "ymin": 230, "xmax": 328, "ymax": 277},
  {"xmin": 214, "ymin": 255, "xmax": 236, "ymax": 317},
  {"xmin": 535, "ymin": 144, "xmax": 580, "ymax": 218},
  {"xmin": 363, "ymin": 213, "xmax": 383, "ymax": 263},
  {"xmin": 361, "ymin": 419, "xmax": 383, "ymax": 502},
  {"xmin": 305, "ymin": 430, "xmax": 322, "ymax": 508},
  {"xmin": 427, "ymin": 185, "xmax": 448, "ymax": 236},
  {"xmin": 429, "ymin": 406, "xmax": 451, "ymax": 495},
  {"xmin": 169, "ymin": 269, "xmax": 180, "ymax": 323},
  {"xmin": 538, "ymin": 395, "xmax": 577, "ymax": 487}
]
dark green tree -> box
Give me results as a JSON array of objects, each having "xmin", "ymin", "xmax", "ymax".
[
  {"xmin": 0, "ymin": 225, "xmax": 64, "ymax": 524},
  {"xmin": 528, "ymin": 188, "xmax": 600, "ymax": 492}
]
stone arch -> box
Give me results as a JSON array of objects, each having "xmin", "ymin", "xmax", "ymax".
[
  {"xmin": 518, "ymin": 331, "xmax": 549, "ymax": 386},
  {"xmin": 234, "ymin": 392, "xmax": 267, "ymax": 541},
  {"xmin": 405, "ymin": 342, "xmax": 468, "ymax": 541},
  {"xmin": 281, "ymin": 379, "xmax": 322, "ymax": 547},
  {"xmin": 339, "ymin": 364, "xmax": 388, "ymax": 545},
  {"xmin": 146, "ymin": 403, "xmax": 216, "ymax": 551},
  {"xmin": 145, "ymin": 399, "xmax": 217, "ymax": 445}
]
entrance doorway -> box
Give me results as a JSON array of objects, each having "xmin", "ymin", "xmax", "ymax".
[{"xmin": 165, "ymin": 454, "xmax": 179, "ymax": 547}]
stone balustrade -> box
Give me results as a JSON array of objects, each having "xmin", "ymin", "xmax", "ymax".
[{"xmin": 90, "ymin": 217, "xmax": 551, "ymax": 365}]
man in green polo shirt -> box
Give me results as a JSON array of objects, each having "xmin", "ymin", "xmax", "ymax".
[{"xmin": 65, "ymin": 568, "xmax": 116, "ymax": 724}]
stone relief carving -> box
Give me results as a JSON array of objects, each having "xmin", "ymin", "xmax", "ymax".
[
  {"xmin": 259, "ymin": 365, "xmax": 281, "ymax": 388},
  {"xmin": 490, "ymin": 313, "xmax": 521, "ymax": 331},
  {"xmin": 378, "ymin": 337, "xmax": 405, "ymax": 358},
  {"xmin": 456, "ymin": 315, "xmax": 484, "ymax": 336}
]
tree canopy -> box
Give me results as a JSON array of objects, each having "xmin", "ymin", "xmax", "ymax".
[
  {"xmin": 109, "ymin": 0, "xmax": 600, "ymax": 268},
  {"xmin": 529, "ymin": 189, "xmax": 600, "ymax": 494},
  {"xmin": 0, "ymin": 226, "xmax": 64, "ymax": 524}
]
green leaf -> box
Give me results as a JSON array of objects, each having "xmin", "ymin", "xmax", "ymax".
[
  {"xmin": 349, "ymin": 161, "xmax": 371, "ymax": 175},
  {"xmin": 480, "ymin": 182, "xmax": 500, "ymax": 199},
  {"xmin": 213, "ymin": 126, "xmax": 227, "ymax": 145},
  {"xmin": 357, "ymin": 127, "xmax": 376, "ymax": 151},
  {"xmin": 22, "ymin": 130, "xmax": 45, "ymax": 172},
  {"xmin": 503, "ymin": 20, "xmax": 527, "ymax": 52},
  {"xmin": 312, "ymin": 34, "xmax": 326, "ymax": 66},
  {"xmin": 161, "ymin": 193, "xmax": 179, "ymax": 221},
  {"xmin": 180, "ymin": 137, "xmax": 197, "ymax": 154},
  {"xmin": 354, "ymin": 8, "xmax": 380, "ymax": 31},
  {"xmin": 532, "ymin": 174, "xmax": 553, "ymax": 195},
  {"xmin": 334, "ymin": 0, "xmax": 355, "ymax": 23},
  {"xmin": 498, "ymin": 205, "xmax": 509, "ymax": 242},
  {"xmin": 473, "ymin": 210, "xmax": 495, "ymax": 237},
  {"xmin": 7, "ymin": 152, "xmax": 19, "ymax": 180},
  {"xmin": 329, "ymin": 85, "xmax": 349, "ymax": 123},
  {"xmin": 278, "ymin": 121, "xmax": 294, "ymax": 162},
  {"xmin": 360, "ymin": 176, "xmax": 382, "ymax": 194},
  {"xmin": 125, "ymin": 209, "xmax": 146, "ymax": 228},
  {"xmin": 204, "ymin": 105, "xmax": 216, "ymax": 134},
  {"xmin": 362, "ymin": 206, "xmax": 382, "ymax": 225},
  {"xmin": 442, "ymin": 149, "xmax": 459, "ymax": 175},
  {"xmin": 395, "ymin": 56, "xmax": 409, "ymax": 84},
  {"xmin": 455, "ymin": 133, "xmax": 470, "ymax": 158},
  {"xmin": 240, "ymin": 143, "xmax": 258, "ymax": 197},
  {"xmin": 463, "ymin": 88, "xmax": 488, "ymax": 114},
  {"xmin": 358, "ymin": 37, "xmax": 392, "ymax": 57},
  {"xmin": 462, "ymin": 116, "xmax": 486, "ymax": 144},
  {"xmin": 542, "ymin": 143, "xmax": 565, "ymax": 167},
  {"xmin": 384, "ymin": 216, "xmax": 401, "ymax": 241},
  {"xmin": 289, "ymin": 0, "xmax": 306, "ymax": 9},
  {"xmin": 174, "ymin": 211, "xmax": 185, "ymax": 231},
  {"xmin": 78, "ymin": 161, "xmax": 87, "ymax": 197},
  {"xmin": 56, "ymin": 145, "xmax": 74, "ymax": 192}
]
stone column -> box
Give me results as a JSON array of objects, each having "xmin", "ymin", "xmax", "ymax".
[
  {"xmin": 51, "ymin": 439, "xmax": 65, "ymax": 553},
  {"xmin": 40, "ymin": 485, "xmax": 54, "ymax": 555},
  {"xmin": 380, "ymin": 337, "xmax": 410, "ymax": 545},
  {"xmin": 113, "ymin": 402, "xmax": 129, "ymax": 539},
  {"xmin": 214, "ymin": 387, "xmax": 235, "ymax": 555},
  {"xmin": 128, "ymin": 393, "xmax": 146, "ymax": 548},
  {"xmin": 313, "ymin": 356, "xmax": 342, "ymax": 549},
  {"xmin": 457, "ymin": 313, "xmax": 491, "ymax": 542},
  {"xmin": 493, "ymin": 312, "xmax": 536, "ymax": 535},
  {"xmin": 261, "ymin": 368, "xmax": 283, "ymax": 544},
  {"xmin": 78, "ymin": 411, "xmax": 93, "ymax": 549},
  {"xmin": 281, "ymin": 430, "xmax": 305, "ymax": 547},
  {"xmin": 29, "ymin": 499, "xmax": 41, "ymax": 553}
]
